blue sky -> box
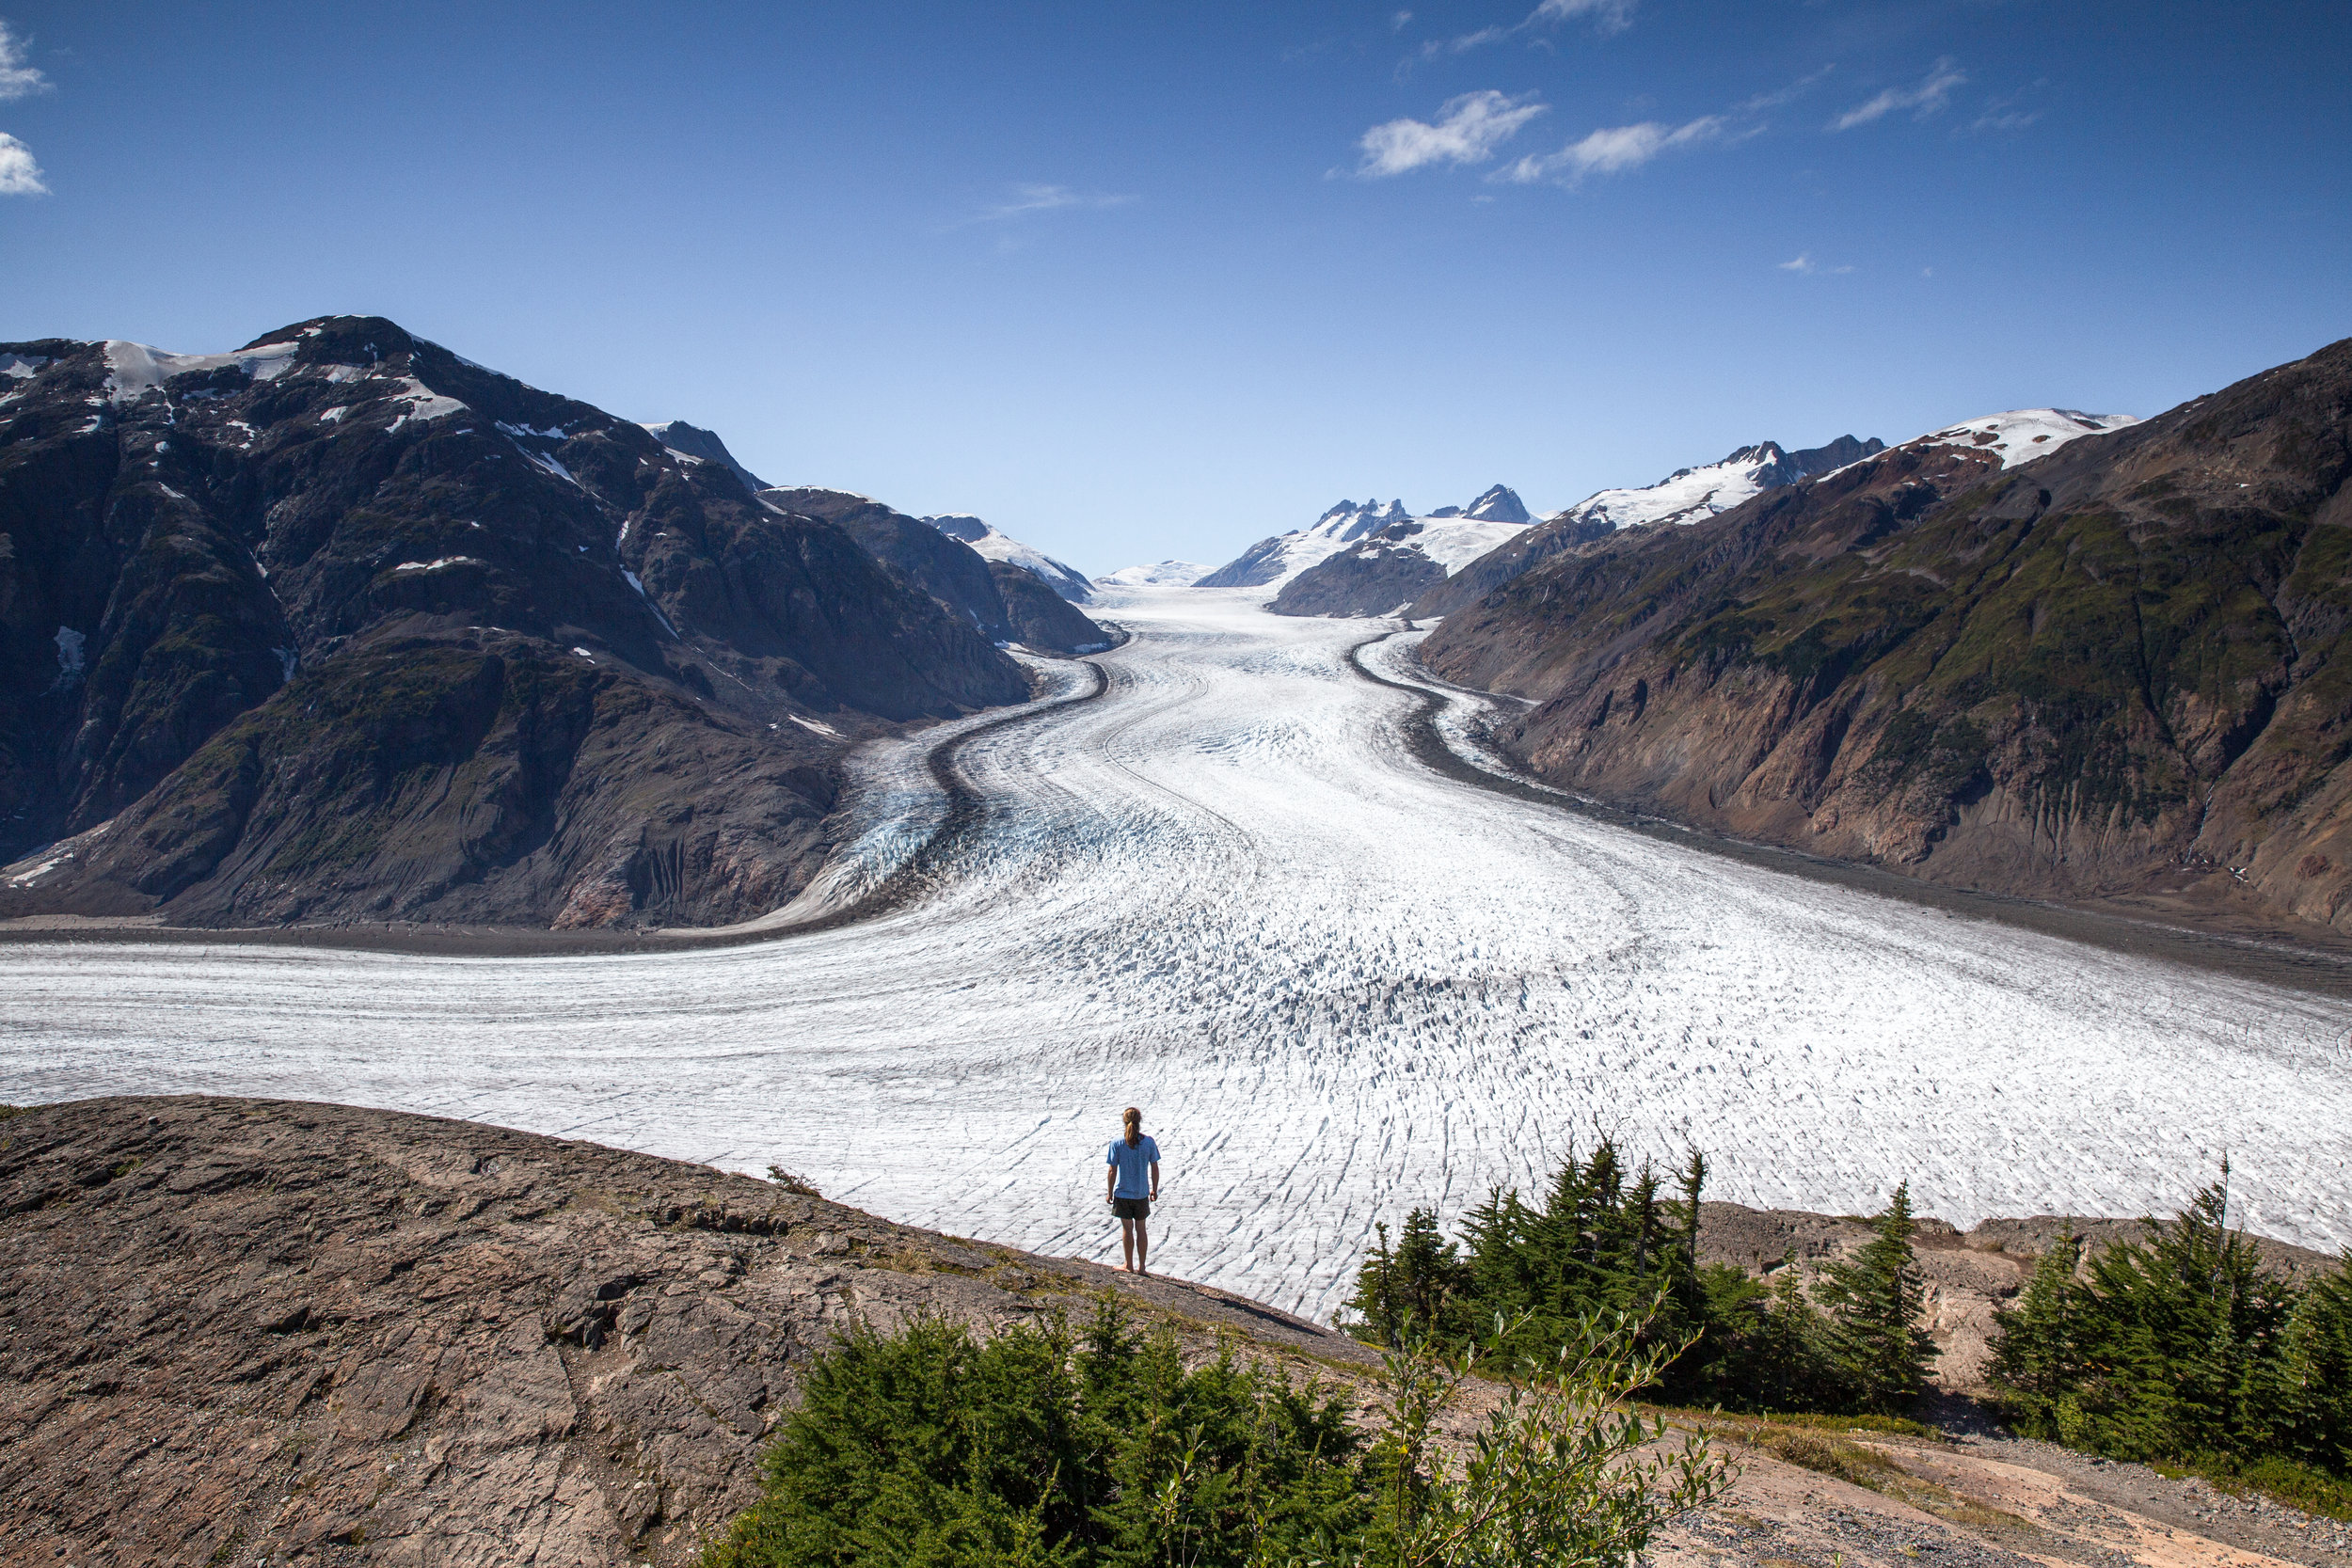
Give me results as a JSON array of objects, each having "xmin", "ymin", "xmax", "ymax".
[{"xmin": 1, "ymin": 3, "xmax": 2345, "ymax": 573}]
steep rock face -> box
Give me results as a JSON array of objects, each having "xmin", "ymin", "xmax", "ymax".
[
  {"xmin": 771, "ymin": 487, "xmax": 1109, "ymax": 654},
  {"xmin": 1420, "ymin": 341, "xmax": 2352, "ymax": 931},
  {"xmin": 1411, "ymin": 436, "xmax": 1883, "ymax": 618},
  {"xmin": 0, "ymin": 318, "xmax": 1027, "ymax": 927}
]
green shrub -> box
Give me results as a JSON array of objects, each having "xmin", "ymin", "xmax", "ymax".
[{"xmin": 707, "ymin": 1292, "xmax": 1730, "ymax": 1568}]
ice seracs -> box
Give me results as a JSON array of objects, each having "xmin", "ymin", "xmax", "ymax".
[{"xmin": 925, "ymin": 515, "xmax": 1095, "ymax": 602}]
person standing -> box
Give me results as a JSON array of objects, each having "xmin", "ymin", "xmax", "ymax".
[{"xmin": 1104, "ymin": 1106, "xmax": 1161, "ymax": 1275}]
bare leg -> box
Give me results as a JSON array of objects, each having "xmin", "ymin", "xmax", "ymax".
[
  {"xmin": 1120, "ymin": 1216, "xmax": 1136, "ymax": 1271},
  {"xmin": 1135, "ymin": 1217, "xmax": 1149, "ymax": 1276}
]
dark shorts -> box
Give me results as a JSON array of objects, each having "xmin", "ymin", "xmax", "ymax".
[{"xmin": 1112, "ymin": 1196, "xmax": 1151, "ymax": 1220}]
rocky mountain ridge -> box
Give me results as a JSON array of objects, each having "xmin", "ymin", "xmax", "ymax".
[
  {"xmin": 0, "ymin": 317, "xmax": 1033, "ymax": 929},
  {"xmin": 1411, "ymin": 435, "xmax": 1886, "ymax": 619},
  {"xmin": 1420, "ymin": 339, "xmax": 2352, "ymax": 935}
]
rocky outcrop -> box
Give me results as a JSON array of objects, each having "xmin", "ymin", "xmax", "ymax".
[
  {"xmin": 0, "ymin": 318, "xmax": 1030, "ymax": 928},
  {"xmin": 1420, "ymin": 339, "xmax": 2352, "ymax": 934},
  {"xmin": 0, "ymin": 1096, "xmax": 1359, "ymax": 1568}
]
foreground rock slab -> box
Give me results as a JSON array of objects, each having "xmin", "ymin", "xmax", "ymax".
[{"xmin": 0, "ymin": 1096, "xmax": 1353, "ymax": 1567}]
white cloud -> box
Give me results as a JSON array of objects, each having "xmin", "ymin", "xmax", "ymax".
[
  {"xmin": 1412, "ymin": 0, "xmax": 1635, "ymax": 62},
  {"xmin": 1391, "ymin": 9, "xmax": 1414, "ymax": 30},
  {"xmin": 1778, "ymin": 253, "xmax": 1853, "ymax": 276},
  {"xmin": 0, "ymin": 19, "xmax": 50, "ymax": 102},
  {"xmin": 1529, "ymin": 0, "xmax": 1637, "ymax": 33},
  {"xmin": 0, "ymin": 130, "xmax": 44, "ymax": 196},
  {"xmin": 1358, "ymin": 89, "xmax": 1547, "ymax": 176},
  {"xmin": 1496, "ymin": 114, "xmax": 1721, "ymax": 183},
  {"xmin": 1830, "ymin": 57, "xmax": 1966, "ymax": 131},
  {"xmin": 970, "ymin": 183, "xmax": 1136, "ymax": 223}
]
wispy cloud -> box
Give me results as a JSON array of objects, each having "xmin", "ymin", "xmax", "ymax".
[
  {"xmin": 1529, "ymin": 0, "xmax": 1637, "ymax": 33},
  {"xmin": 1737, "ymin": 64, "xmax": 1835, "ymax": 115},
  {"xmin": 1410, "ymin": 0, "xmax": 1636, "ymax": 65},
  {"xmin": 1778, "ymin": 253, "xmax": 1853, "ymax": 276},
  {"xmin": 1496, "ymin": 114, "xmax": 1724, "ymax": 183},
  {"xmin": 0, "ymin": 130, "xmax": 44, "ymax": 196},
  {"xmin": 1830, "ymin": 57, "xmax": 1966, "ymax": 131},
  {"xmin": 0, "ymin": 19, "xmax": 50, "ymax": 102},
  {"xmin": 967, "ymin": 183, "xmax": 1136, "ymax": 224},
  {"xmin": 1357, "ymin": 89, "xmax": 1548, "ymax": 176},
  {"xmin": 1391, "ymin": 9, "xmax": 1414, "ymax": 31}
]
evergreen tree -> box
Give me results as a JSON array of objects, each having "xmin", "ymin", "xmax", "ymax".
[
  {"xmin": 1342, "ymin": 1210, "xmax": 1472, "ymax": 1348},
  {"xmin": 1813, "ymin": 1181, "xmax": 1935, "ymax": 1414}
]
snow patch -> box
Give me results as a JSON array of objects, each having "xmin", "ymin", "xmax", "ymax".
[
  {"xmin": 101, "ymin": 339, "xmax": 301, "ymax": 404},
  {"xmin": 1913, "ymin": 408, "xmax": 2138, "ymax": 468},
  {"xmin": 788, "ymin": 715, "xmax": 844, "ymax": 739},
  {"xmin": 0, "ymin": 352, "xmax": 48, "ymax": 380},
  {"xmin": 389, "ymin": 557, "xmax": 483, "ymax": 575},
  {"xmin": 53, "ymin": 626, "xmax": 85, "ymax": 683},
  {"xmin": 924, "ymin": 515, "xmax": 1095, "ymax": 601}
]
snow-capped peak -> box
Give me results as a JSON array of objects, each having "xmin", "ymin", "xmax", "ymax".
[
  {"xmin": 1906, "ymin": 409, "xmax": 2138, "ymax": 468},
  {"xmin": 1549, "ymin": 436, "xmax": 1882, "ymax": 532}
]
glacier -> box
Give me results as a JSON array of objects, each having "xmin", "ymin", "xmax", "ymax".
[{"xmin": 2, "ymin": 587, "xmax": 2347, "ymax": 1321}]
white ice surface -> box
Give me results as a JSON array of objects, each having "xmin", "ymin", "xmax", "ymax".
[
  {"xmin": 1104, "ymin": 561, "xmax": 1213, "ymax": 587},
  {"xmin": 3, "ymin": 589, "xmax": 2348, "ymax": 1322}
]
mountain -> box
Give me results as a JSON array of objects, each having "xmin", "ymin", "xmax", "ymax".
[
  {"xmin": 1269, "ymin": 485, "xmax": 1535, "ymax": 618},
  {"xmin": 768, "ymin": 488, "xmax": 1112, "ymax": 654},
  {"xmin": 1411, "ymin": 436, "xmax": 1883, "ymax": 619},
  {"xmin": 1102, "ymin": 560, "xmax": 1211, "ymax": 587},
  {"xmin": 640, "ymin": 419, "xmax": 769, "ymax": 494},
  {"xmin": 1418, "ymin": 341, "xmax": 2352, "ymax": 934},
  {"xmin": 0, "ymin": 316, "xmax": 1029, "ymax": 930},
  {"xmin": 1195, "ymin": 499, "xmax": 1413, "ymax": 590},
  {"xmin": 924, "ymin": 514, "xmax": 1094, "ymax": 602}
]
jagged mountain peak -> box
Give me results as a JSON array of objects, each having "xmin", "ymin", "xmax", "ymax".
[{"xmin": 1464, "ymin": 484, "xmax": 1529, "ymax": 524}]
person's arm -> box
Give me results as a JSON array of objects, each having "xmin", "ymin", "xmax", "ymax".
[
  {"xmin": 1105, "ymin": 1149, "xmax": 1117, "ymax": 1204},
  {"xmin": 1149, "ymin": 1159, "xmax": 1160, "ymax": 1201}
]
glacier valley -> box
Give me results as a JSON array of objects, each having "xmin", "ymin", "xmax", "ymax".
[{"xmin": 3, "ymin": 587, "xmax": 2348, "ymax": 1320}]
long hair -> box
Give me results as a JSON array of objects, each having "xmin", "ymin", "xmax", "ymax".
[{"xmin": 1122, "ymin": 1106, "xmax": 1143, "ymax": 1148}]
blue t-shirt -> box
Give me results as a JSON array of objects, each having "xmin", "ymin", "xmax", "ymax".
[{"xmin": 1106, "ymin": 1135, "xmax": 1160, "ymax": 1199}]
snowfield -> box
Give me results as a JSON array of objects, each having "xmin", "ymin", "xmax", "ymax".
[{"xmin": 4, "ymin": 588, "xmax": 2349, "ymax": 1320}]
